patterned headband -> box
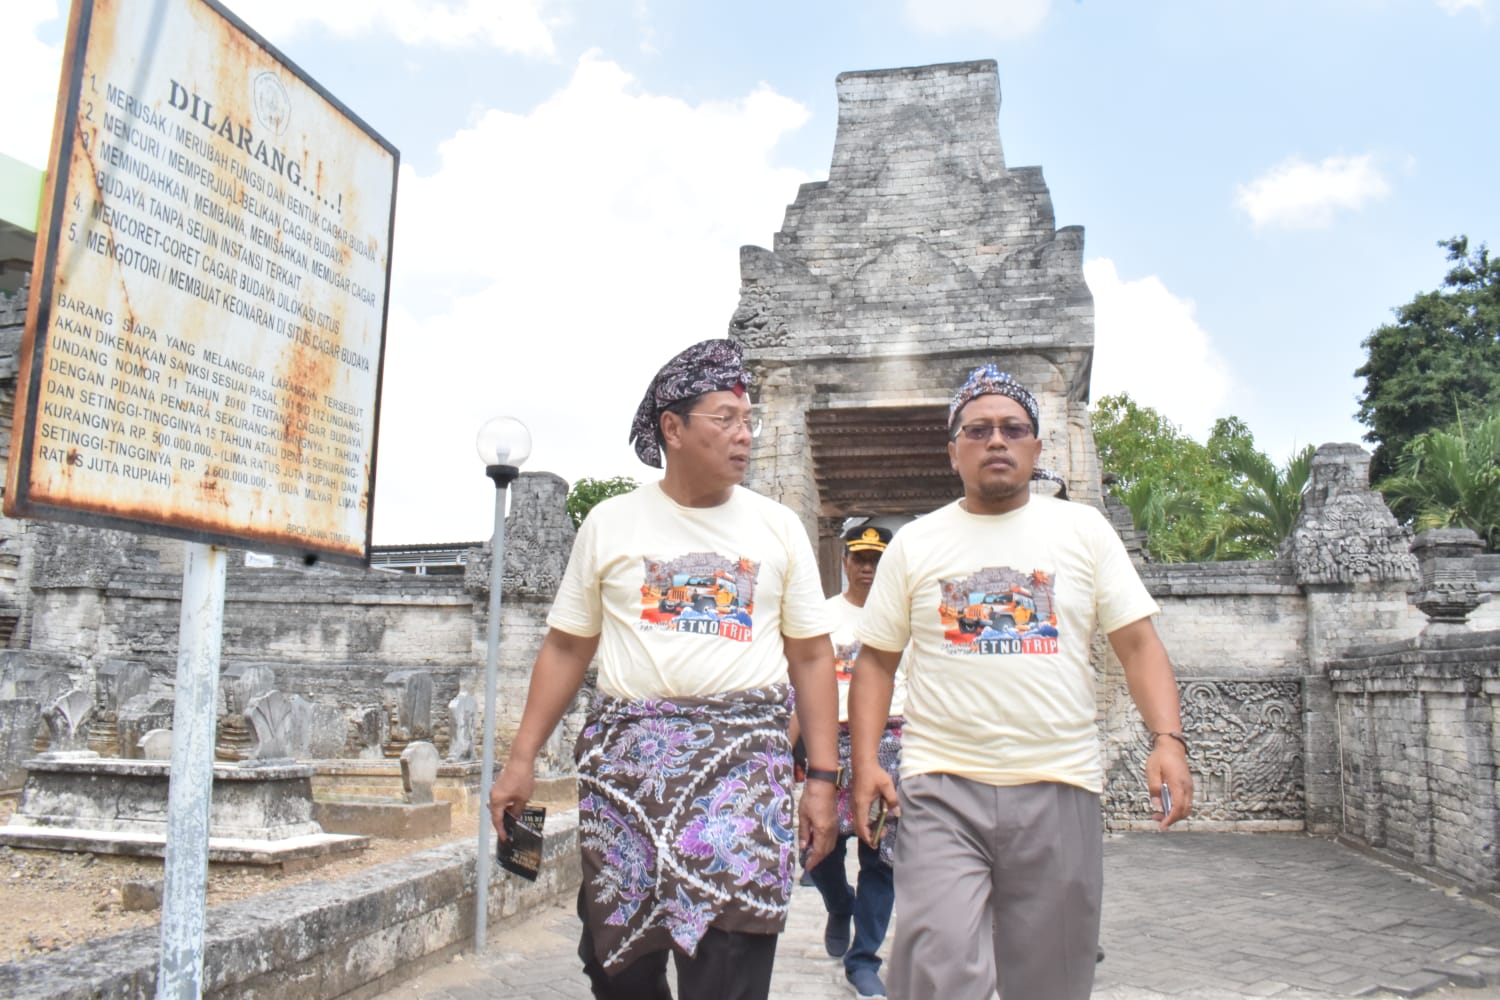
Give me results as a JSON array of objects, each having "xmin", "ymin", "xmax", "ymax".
[
  {"xmin": 628, "ymin": 339, "xmax": 752, "ymax": 468},
  {"xmin": 949, "ymin": 365, "xmax": 1068, "ymax": 500},
  {"xmin": 948, "ymin": 364, "xmax": 1040, "ymax": 433}
]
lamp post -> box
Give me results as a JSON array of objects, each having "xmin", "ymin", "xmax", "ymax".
[{"xmin": 473, "ymin": 416, "xmax": 531, "ymax": 952}]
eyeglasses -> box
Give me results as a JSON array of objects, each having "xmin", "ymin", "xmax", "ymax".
[
  {"xmin": 954, "ymin": 422, "xmax": 1034, "ymax": 443},
  {"xmin": 687, "ymin": 411, "xmax": 763, "ymax": 438}
]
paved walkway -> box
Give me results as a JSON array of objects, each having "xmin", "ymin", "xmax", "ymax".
[{"xmin": 376, "ymin": 832, "xmax": 1500, "ymax": 999}]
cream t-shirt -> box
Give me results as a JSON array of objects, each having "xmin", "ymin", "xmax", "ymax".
[
  {"xmin": 827, "ymin": 593, "xmax": 906, "ymax": 723},
  {"xmin": 856, "ymin": 496, "xmax": 1159, "ymax": 793},
  {"xmin": 548, "ymin": 483, "xmax": 833, "ymax": 700}
]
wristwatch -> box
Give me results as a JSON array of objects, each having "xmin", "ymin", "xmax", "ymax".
[{"xmin": 805, "ymin": 766, "xmax": 842, "ymax": 785}]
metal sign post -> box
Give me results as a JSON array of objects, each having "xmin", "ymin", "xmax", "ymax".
[
  {"xmin": 156, "ymin": 542, "xmax": 227, "ymax": 998},
  {"xmin": 4, "ymin": 0, "xmax": 397, "ymax": 988}
]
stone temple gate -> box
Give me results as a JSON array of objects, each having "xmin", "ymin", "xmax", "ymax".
[{"xmin": 729, "ymin": 60, "xmax": 1101, "ymax": 590}]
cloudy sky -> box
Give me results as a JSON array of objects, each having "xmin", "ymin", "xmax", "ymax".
[{"xmin": 3, "ymin": 0, "xmax": 1497, "ymax": 544}]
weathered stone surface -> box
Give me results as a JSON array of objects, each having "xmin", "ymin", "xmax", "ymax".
[
  {"xmin": 383, "ymin": 669, "xmax": 434, "ymax": 757},
  {"xmin": 307, "ymin": 701, "xmax": 348, "ymax": 759},
  {"xmin": 311, "ymin": 798, "xmax": 451, "ymax": 839},
  {"xmin": 734, "ymin": 60, "xmax": 1103, "ymax": 559},
  {"xmin": 118, "ymin": 696, "xmax": 174, "ymax": 761},
  {"xmin": 120, "ymin": 878, "xmax": 163, "ymax": 912},
  {"xmin": 446, "ymin": 692, "xmax": 477, "ymax": 762},
  {"xmin": 41, "ymin": 688, "xmax": 94, "ymax": 754},
  {"xmin": 136, "ymin": 728, "xmax": 172, "ymax": 759},
  {"xmin": 5, "ymin": 757, "xmax": 325, "ymax": 841},
  {"xmin": 0, "ymin": 810, "xmax": 579, "ymax": 1000},
  {"xmin": 245, "ymin": 690, "xmax": 313, "ymax": 762},
  {"xmin": 0, "ymin": 698, "xmax": 41, "ymax": 790},
  {"xmin": 87, "ymin": 660, "xmax": 151, "ymax": 756},
  {"xmin": 1104, "ymin": 678, "xmax": 1304, "ymax": 827},
  {"xmin": 1410, "ymin": 527, "xmax": 1490, "ymax": 629},
  {"xmin": 502, "ymin": 472, "xmax": 575, "ymax": 600},
  {"xmin": 1328, "ymin": 635, "xmax": 1500, "ymax": 892},
  {"xmin": 221, "ymin": 663, "xmax": 276, "ymax": 716},
  {"xmin": 400, "ymin": 740, "xmax": 440, "ymax": 805},
  {"xmin": 1289, "ymin": 443, "xmax": 1419, "ymax": 585}
]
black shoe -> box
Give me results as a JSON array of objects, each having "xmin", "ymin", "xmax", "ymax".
[
  {"xmin": 824, "ymin": 911, "xmax": 851, "ymax": 958},
  {"xmin": 847, "ymin": 966, "xmax": 887, "ymax": 999}
]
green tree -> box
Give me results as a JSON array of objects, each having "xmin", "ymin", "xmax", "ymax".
[
  {"xmin": 1376, "ymin": 410, "xmax": 1500, "ymax": 551},
  {"xmin": 1091, "ymin": 394, "xmax": 1236, "ymax": 562},
  {"xmin": 566, "ymin": 476, "xmax": 639, "ymax": 528},
  {"xmin": 1218, "ymin": 442, "xmax": 1316, "ymax": 559},
  {"xmin": 1092, "ymin": 395, "xmax": 1312, "ymax": 562},
  {"xmin": 1355, "ymin": 236, "xmax": 1500, "ymax": 483}
]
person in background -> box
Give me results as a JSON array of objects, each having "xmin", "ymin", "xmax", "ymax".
[{"xmin": 805, "ymin": 521, "xmax": 906, "ymax": 1000}]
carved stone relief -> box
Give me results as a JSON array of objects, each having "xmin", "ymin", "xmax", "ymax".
[
  {"xmin": 1105, "ymin": 679, "xmax": 1303, "ymax": 823},
  {"xmin": 1288, "ymin": 444, "xmax": 1417, "ymax": 585}
]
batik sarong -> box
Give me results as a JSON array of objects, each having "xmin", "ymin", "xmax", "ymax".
[
  {"xmin": 833, "ymin": 718, "xmax": 903, "ymax": 866},
  {"xmin": 575, "ymin": 682, "xmax": 796, "ymax": 972}
]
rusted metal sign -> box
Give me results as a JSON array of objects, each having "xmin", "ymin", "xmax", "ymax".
[{"xmin": 5, "ymin": 0, "xmax": 397, "ymax": 565}]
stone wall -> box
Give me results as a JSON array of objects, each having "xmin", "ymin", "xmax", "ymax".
[
  {"xmin": 1330, "ymin": 629, "xmax": 1500, "ymax": 894},
  {"xmin": 0, "ymin": 469, "xmax": 579, "ymax": 788}
]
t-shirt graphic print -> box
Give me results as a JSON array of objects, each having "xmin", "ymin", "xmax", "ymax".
[
  {"xmin": 833, "ymin": 638, "xmax": 859, "ymax": 682},
  {"xmin": 937, "ymin": 565, "xmax": 1060, "ymax": 656},
  {"xmin": 638, "ymin": 551, "xmax": 760, "ymax": 642}
]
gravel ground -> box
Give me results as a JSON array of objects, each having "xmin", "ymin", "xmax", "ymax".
[{"xmin": 0, "ymin": 796, "xmax": 476, "ymax": 964}]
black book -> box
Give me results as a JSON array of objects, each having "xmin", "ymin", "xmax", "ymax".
[{"xmin": 496, "ymin": 806, "xmax": 546, "ymax": 881}]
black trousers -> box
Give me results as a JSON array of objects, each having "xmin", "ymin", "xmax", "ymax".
[{"xmin": 576, "ymin": 889, "xmax": 779, "ymax": 1000}]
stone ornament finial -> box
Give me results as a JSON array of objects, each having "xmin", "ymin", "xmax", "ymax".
[
  {"xmin": 1288, "ymin": 443, "xmax": 1419, "ymax": 585},
  {"xmin": 42, "ymin": 688, "xmax": 96, "ymax": 756},
  {"xmin": 244, "ymin": 690, "xmax": 312, "ymax": 762},
  {"xmin": 1410, "ymin": 527, "xmax": 1490, "ymax": 629}
]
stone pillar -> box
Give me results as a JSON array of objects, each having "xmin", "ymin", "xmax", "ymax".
[{"xmin": 1286, "ymin": 443, "xmax": 1419, "ymax": 832}]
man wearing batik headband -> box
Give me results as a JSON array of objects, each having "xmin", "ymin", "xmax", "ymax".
[
  {"xmin": 491, "ymin": 338, "xmax": 839, "ymax": 1000},
  {"xmin": 847, "ymin": 365, "xmax": 1194, "ymax": 1000}
]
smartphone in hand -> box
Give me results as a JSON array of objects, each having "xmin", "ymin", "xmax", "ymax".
[{"xmin": 1159, "ymin": 782, "xmax": 1172, "ymax": 817}]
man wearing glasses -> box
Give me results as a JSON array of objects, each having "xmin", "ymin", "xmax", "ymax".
[
  {"xmin": 489, "ymin": 338, "xmax": 840, "ymax": 1000},
  {"xmin": 847, "ymin": 365, "xmax": 1193, "ymax": 1000}
]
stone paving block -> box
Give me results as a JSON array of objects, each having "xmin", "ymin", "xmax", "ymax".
[{"xmin": 1369, "ymin": 970, "xmax": 1455, "ymax": 997}]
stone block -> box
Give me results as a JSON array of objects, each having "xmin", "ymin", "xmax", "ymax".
[
  {"xmin": 0, "ymin": 698, "xmax": 41, "ymax": 791},
  {"xmin": 311, "ymin": 799, "xmax": 451, "ymax": 839},
  {"xmin": 120, "ymin": 878, "xmax": 163, "ymax": 911},
  {"xmin": 137, "ymin": 728, "xmax": 172, "ymax": 759},
  {"xmin": 400, "ymin": 741, "xmax": 440, "ymax": 805}
]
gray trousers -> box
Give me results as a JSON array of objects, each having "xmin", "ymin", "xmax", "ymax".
[{"xmin": 887, "ymin": 775, "xmax": 1102, "ymax": 1000}]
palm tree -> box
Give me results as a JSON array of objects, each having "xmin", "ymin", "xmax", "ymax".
[
  {"xmin": 1219, "ymin": 443, "xmax": 1316, "ymax": 559},
  {"xmin": 1377, "ymin": 411, "xmax": 1500, "ymax": 550},
  {"xmin": 1112, "ymin": 478, "xmax": 1228, "ymax": 562}
]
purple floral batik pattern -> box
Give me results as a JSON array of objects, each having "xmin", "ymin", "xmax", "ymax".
[
  {"xmin": 832, "ymin": 719, "xmax": 904, "ymax": 866},
  {"xmin": 575, "ymin": 684, "xmax": 795, "ymax": 972}
]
